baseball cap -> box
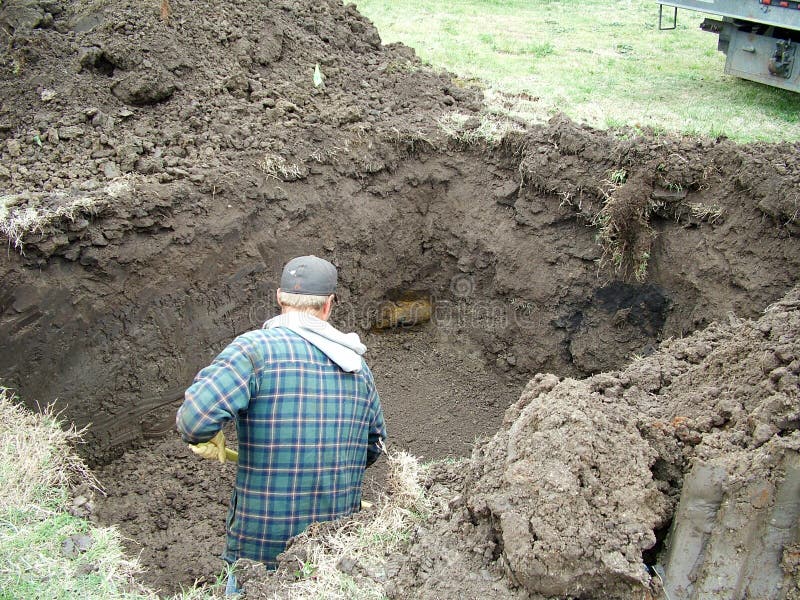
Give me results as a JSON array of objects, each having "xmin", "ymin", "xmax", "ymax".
[{"xmin": 280, "ymin": 255, "xmax": 338, "ymax": 296}]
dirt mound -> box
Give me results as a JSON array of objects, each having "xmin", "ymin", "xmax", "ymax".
[
  {"xmin": 466, "ymin": 375, "xmax": 667, "ymax": 598},
  {"xmin": 91, "ymin": 434, "xmax": 236, "ymax": 592},
  {"xmin": 461, "ymin": 288, "xmax": 800, "ymax": 599},
  {"xmin": 298, "ymin": 287, "xmax": 799, "ymax": 600},
  {"xmin": 1, "ymin": 0, "xmax": 478, "ymax": 196}
]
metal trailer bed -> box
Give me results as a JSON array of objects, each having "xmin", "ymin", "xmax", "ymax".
[{"xmin": 659, "ymin": 0, "xmax": 800, "ymax": 91}]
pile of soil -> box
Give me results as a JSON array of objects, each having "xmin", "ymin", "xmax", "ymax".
[
  {"xmin": 2, "ymin": 0, "xmax": 800, "ymax": 597},
  {"xmin": 1, "ymin": 0, "xmax": 479, "ymax": 196},
  {"xmin": 259, "ymin": 286, "xmax": 799, "ymax": 600}
]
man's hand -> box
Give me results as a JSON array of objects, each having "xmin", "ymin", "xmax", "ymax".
[{"xmin": 189, "ymin": 430, "xmax": 227, "ymax": 463}]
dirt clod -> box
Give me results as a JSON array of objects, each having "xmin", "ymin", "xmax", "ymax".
[{"xmin": 302, "ymin": 287, "xmax": 800, "ymax": 600}]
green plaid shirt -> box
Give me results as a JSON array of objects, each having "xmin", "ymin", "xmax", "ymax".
[{"xmin": 176, "ymin": 326, "xmax": 386, "ymax": 566}]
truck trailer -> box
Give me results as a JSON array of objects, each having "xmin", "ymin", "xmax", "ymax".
[{"xmin": 659, "ymin": 0, "xmax": 800, "ymax": 91}]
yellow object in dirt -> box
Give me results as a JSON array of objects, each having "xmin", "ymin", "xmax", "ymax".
[
  {"xmin": 374, "ymin": 298, "xmax": 432, "ymax": 329},
  {"xmin": 189, "ymin": 441, "xmax": 239, "ymax": 462}
]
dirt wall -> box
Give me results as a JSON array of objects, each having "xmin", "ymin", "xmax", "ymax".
[
  {"xmin": 2, "ymin": 129, "xmax": 799, "ymax": 463},
  {"xmin": 3, "ymin": 0, "xmax": 800, "ymax": 596},
  {"xmin": 3, "ymin": 0, "xmax": 799, "ymax": 463}
]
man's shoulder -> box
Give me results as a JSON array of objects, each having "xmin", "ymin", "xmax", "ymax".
[
  {"xmin": 232, "ymin": 327, "xmax": 312, "ymax": 356},
  {"xmin": 358, "ymin": 359, "xmax": 377, "ymax": 383}
]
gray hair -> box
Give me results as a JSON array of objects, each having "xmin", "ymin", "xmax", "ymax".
[{"xmin": 278, "ymin": 290, "xmax": 329, "ymax": 311}]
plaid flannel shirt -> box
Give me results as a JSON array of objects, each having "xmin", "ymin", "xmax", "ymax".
[{"xmin": 176, "ymin": 326, "xmax": 386, "ymax": 566}]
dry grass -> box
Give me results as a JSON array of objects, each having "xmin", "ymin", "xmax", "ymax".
[
  {"xmin": 381, "ymin": 442, "xmax": 428, "ymax": 511},
  {"xmin": 0, "ymin": 389, "xmax": 96, "ymax": 516},
  {"xmin": 0, "ymin": 387, "xmax": 215, "ymax": 600},
  {"xmin": 386, "ymin": 127, "xmax": 437, "ymax": 155},
  {"xmin": 258, "ymin": 153, "xmax": 304, "ymax": 181},
  {"xmin": 688, "ymin": 202, "xmax": 724, "ymax": 223},
  {"xmin": 0, "ymin": 178, "xmax": 130, "ymax": 250},
  {"xmin": 0, "ymin": 387, "xmax": 142, "ymax": 598},
  {"xmin": 0, "ymin": 194, "xmax": 100, "ymax": 249},
  {"xmin": 591, "ymin": 171, "xmax": 655, "ymax": 283},
  {"xmin": 437, "ymin": 112, "xmax": 524, "ymax": 146},
  {"xmin": 269, "ymin": 443, "xmax": 430, "ymax": 599}
]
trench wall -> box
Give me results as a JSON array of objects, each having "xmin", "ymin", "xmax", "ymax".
[{"xmin": 1, "ymin": 141, "xmax": 798, "ymax": 462}]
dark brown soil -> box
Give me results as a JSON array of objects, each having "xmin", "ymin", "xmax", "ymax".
[
  {"xmin": 270, "ymin": 286, "xmax": 797, "ymax": 600},
  {"xmin": 2, "ymin": 0, "xmax": 800, "ymax": 597},
  {"xmin": 91, "ymin": 325, "xmax": 520, "ymax": 594}
]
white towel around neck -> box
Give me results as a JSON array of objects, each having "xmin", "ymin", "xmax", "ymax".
[{"xmin": 264, "ymin": 312, "xmax": 366, "ymax": 372}]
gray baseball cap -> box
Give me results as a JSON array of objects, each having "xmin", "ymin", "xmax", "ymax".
[{"xmin": 280, "ymin": 255, "xmax": 338, "ymax": 296}]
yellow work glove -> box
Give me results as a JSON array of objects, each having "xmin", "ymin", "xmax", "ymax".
[{"xmin": 189, "ymin": 430, "xmax": 227, "ymax": 463}]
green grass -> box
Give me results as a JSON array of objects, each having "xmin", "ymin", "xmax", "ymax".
[
  {"xmin": 0, "ymin": 388, "xmax": 217, "ymax": 600},
  {"xmin": 354, "ymin": 0, "xmax": 800, "ymax": 142}
]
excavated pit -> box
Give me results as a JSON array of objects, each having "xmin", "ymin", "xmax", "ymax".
[
  {"xmin": 3, "ymin": 144, "xmax": 799, "ymax": 594},
  {"xmin": 2, "ymin": 0, "xmax": 800, "ymax": 596}
]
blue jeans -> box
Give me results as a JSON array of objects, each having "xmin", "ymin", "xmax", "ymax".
[{"xmin": 225, "ymin": 569, "xmax": 240, "ymax": 597}]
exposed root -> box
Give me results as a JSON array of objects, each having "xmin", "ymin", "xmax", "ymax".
[
  {"xmin": 437, "ymin": 112, "xmax": 525, "ymax": 146},
  {"xmin": 0, "ymin": 194, "xmax": 106, "ymax": 250},
  {"xmin": 258, "ymin": 154, "xmax": 305, "ymax": 181},
  {"xmin": 594, "ymin": 170, "xmax": 655, "ymax": 282}
]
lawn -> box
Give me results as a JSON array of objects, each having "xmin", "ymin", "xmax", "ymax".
[{"xmin": 354, "ymin": 0, "xmax": 800, "ymax": 142}]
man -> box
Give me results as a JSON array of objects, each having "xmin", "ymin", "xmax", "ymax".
[{"xmin": 176, "ymin": 255, "xmax": 386, "ymax": 592}]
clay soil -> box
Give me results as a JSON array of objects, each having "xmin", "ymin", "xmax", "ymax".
[{"xmin": 1, "ymin": 0, "xmax": 800, "ymax": 597}]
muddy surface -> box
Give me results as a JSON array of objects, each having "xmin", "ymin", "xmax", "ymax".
[
  {"xmin": 2, "ymin": 0, "xmax": 800, "ymax": 597},
  {"xmin": 258, "ymin": 287, "xmax": 800, "ymax": 600}
]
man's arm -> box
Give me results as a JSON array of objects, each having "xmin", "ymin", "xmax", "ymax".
[
  {"xmin": 361, "ymin": 363, "xmax": 386, "ymax": 467},
  {"xmin": 176, "ymin": 335, "xmax": 261, "ymax": 444},
  {"xmin": 366, "ymin": 404, "xmax": 386, "ymax": 467}
]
